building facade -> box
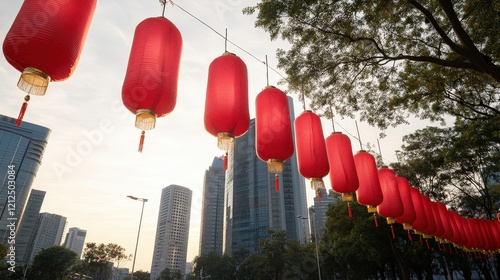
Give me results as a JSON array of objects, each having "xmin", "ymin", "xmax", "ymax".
[
  {"xmin": 28, "ymin": 213, "xmax": 66, "ymax": 261},
  {"xmin": 63, "ymin": 227, "xmax": 87, "ymax": 258},
  {"xmin": 14, "ymin": 189, "xmax": 46, "ymax": 263},
  {"xmin": 199, "ymin": 157, "xmax": 225, "ymax": 256},
  {"xmin": 0, "ymin": 115, "xmax": 50, "ymax": 243},
  {"xmin": 223, "ymin": 97, "xmax": 308, "ymax": 255},
  {"xmin": 150, "ymin": 185, "xmax": 192, "ymax": 280},
  {"xmin": 311, "ymin": 188, "xmax": 336, "ymax": 240}
]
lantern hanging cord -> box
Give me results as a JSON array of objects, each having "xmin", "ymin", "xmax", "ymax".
[
  {"xmin": 169, "ymin": 1, "xmax": 288, "ymax": 83},
  {"xmin": 329, "ymin": 105, "xmax": 336, "ymax": 132},
  {"xmin": 355, "ymin": 120, "xmax": 363, "ymax": 150},
  {"xmin": 265, "ymin": 55, "xmax": 269, "ymax": 86},
  {"xmin": 159, "ymin": 0, "xmax": 173, "ymax": 17},
  {"xmin": 225, "ymin": 28, "xmax": 228, "ymax": 52},
  {"xmin": 377, "ymin": 138, "xmax": 384, "ymax": 165}
]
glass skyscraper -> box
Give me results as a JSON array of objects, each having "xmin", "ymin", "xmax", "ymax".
[
  {"xmin": 223, "ymin": 97, "xmax": 308, "ymax": 255},
  {"xmin": 0, "ymin": 115, "xmax": 50, "ymax": 243},
  {"xmin": 15, "ymin": 189, "xmax": 46, "ymax": 263},
  {"xmin": 199, "ymin": 157, "xmax": 225, "ymax": 256}
]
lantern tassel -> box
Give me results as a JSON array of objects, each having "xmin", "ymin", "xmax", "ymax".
[
  {"xmin": 138, "ymin": 130, "xmax": 145, "ymax": 153},
  {"xmin": 275, "ymin": 174, "xmax": 279, "ymax": 192},
  {"xmin": 223, "ymin": 152, "xmax": 228, "ymax": 170},
  {"xmin": 16, "ymin": 95, "xmax": 30, "ymax": 127},
  {"xmin": 316, "ymin": 189, "xmax": 321, "ymax": 202},
  {"xmin": 373, "ymin": 213, "xmax": 379, "ymax": 227},
  {"xmin": 407, "ymin": 230, "xmax": 413, "ymax": 241},
  {"xmin": 419, "ymin": 236, "xmax": 423, "ymax": 246},
  {"xmin": 426, "ymin": 239, "xmax": 430, "ymax": 250},
  {"xmin": 347, "ymin": 203, "xmax": 352, "ymax": 218},
  {"xmin": 391, "ymin": 225, "xmax": 395, "ymax": 239}
]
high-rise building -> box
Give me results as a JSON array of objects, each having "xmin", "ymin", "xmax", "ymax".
[
  {"xmin": 15, "ymin": 189, "xmax": 46, "ymax": 263},
  {"xmin": 150, "ymin": 185, "xmax": 192, "ymax": 280},
  {"xmin": 28, "ymin": 213, "xmax": 66, "ymax": 261},
  {"xmin": 199, "ymin": 156, "xmax": 225, "ymax": 256},
  {"xmin": 63, "ymin": 227, "xmax": 87, "ymax": 258},
  {"xmin": 310, "ymin": 189, "xmax": 337, "ymax": 240},
  {"xmin": 223, "ymin": 97, "xmax": 308, "ymax": 255},
  {"xmin": 0, "ymin": 114, "xmax": 50, "ymax": 243}
]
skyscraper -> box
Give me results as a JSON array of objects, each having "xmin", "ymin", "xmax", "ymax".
[
  {"xmin": 199, "ymin": 156, "xmax": 225, "ymax": 256},
  {"xmin": 223, "ymin": 97, "xmax": 308, "ymax": 255},
  {"xmin": 28, "ymin": 213, "xmax": 66, "ymax": 261},
  {"xmin": 150, "ymin": 185, "xmax": 192, "ymax": 280},
  {"xmin": 310, "ymin": 188, "xmax": 337, "ymax": 240},
  {"xmin": 63, "ymin": 227, "xmax": 87, "ymax": 258},
  {"xmin": 0, "ymin": 114, "xmax": 50, "ymax": 243},
  {"xmin": 15, "ymin": 189, "xmax": 46, "ymax": 264}
]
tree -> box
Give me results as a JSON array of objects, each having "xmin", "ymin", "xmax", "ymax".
[
  {"xmin": 78, "ymin": 242, "xmax": 131, "ymax": 280},
  {"xmin": 123, "ymin": 270, "xmax": 150, "ymax": 280},
  {"xmin": 157, "ymin": 267, "xmax": 183, "ymax": 280},
  {"xmin": 27, "ymin": 245, "xmax": 78, "ymax": 280},
  {"xmin": 244, "ymin": 1, "xmax": 500, "ymax": 129}
]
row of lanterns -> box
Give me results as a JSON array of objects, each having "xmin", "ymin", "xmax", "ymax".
[{"xmin": 4, "ymin": 1, "xmax": 499, "ymax": 254}]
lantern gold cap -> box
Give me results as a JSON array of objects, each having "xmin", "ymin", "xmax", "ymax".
[
  {"xmin": 367, "ymin": 206, "xmax": 378, "ymax": 213},
  {"xmin": 310, "ymin": 178, "xmax": 325, "ymax": 191},
  {"xmin": 267, "ymin": 159, "xmax": 283, "ymax": 173},
  {"xmin": 386, "ymin": 217, "xmax": 395, "ymax": 224},
  {"xmin": 403, "ymin": 223, "xmax": 413, "ymax": 230},
  {"xmin": 341, "ymin": 193, "xmax": 354, "ymax": 202},
  {"xmin": 18, "ymin": 67, "xmax": 50, "ymax": 96},
  {"xmin": 422, "ymin": 234, "xmax": 433, "ymax": 239},
  {"xmin": 135, "ymin": 109, "xmax": 156, "ymax": 131},
  {"xmin": 217, "ymin": 132, "xmax": 235, "ymax": 151}
]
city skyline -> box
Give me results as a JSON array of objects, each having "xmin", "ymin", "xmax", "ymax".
[{"xmin": 0, "ymin": 1, "xmax": 420, "ymax": 274}]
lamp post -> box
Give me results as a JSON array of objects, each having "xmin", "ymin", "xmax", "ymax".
[
  {"xmin": 297, "ymin": 214, "xmax": 321, "ymax": 280},
  {"xmin": 127, "ymin": 195, "xmax": 148, "ymax": 280}
]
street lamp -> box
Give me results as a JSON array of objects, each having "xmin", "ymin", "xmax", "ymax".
[
  {"xmin": 297, "ymin": 215, "xmax": 322, "ymax": 280},
  {"xmin": 127, "ymin": 195, "xmax": 148, "ymax": 280}
]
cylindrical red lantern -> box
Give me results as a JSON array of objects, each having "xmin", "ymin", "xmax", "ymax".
[
  {"xmin": 436, "ymin": 202, "xmax": 453, "ymax": 241},
  {"xmin": 409, "ymin": 187, "xmax": 428, "ymax": 234},
  {"xmin": 294, "ymin": 111, "xmax": 329, "ymax": 196},
  {"xmin": 377, "ymin": 167, "xmax": 404, "ymax": 224},
  {"xmin": 325, "ymin": 132, "xmax": 359, "ymax": 202},
  {"xmin": 420, "ymin": 195, "xmax": 437, "ymax": 238},
  {"xmin": 394, "ymin": 177, "xmax": 416, "ymax": 230},
  {"xmin": 204, "ymin": 52, "xmax": 250, "ymax": 152},
  {"xmin": 430, "ymin": 201, "xmax": 445, "ymax": 238},
  {"xmin": 3, "ymin": 0, "xmax": 97, "ymax": 125},
  {"xmin": 122, "ymin": 16, "xmax": 182, "ymax": 152},
  {"xmin": 354, "ymin": 151, "xmax": 383, "ymax": 213}
]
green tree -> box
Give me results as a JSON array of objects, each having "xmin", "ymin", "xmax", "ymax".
[
  {"xmin": 157, "ymin": 267, "xmax": 182, "ymax": 280},
  {"xmin": 27, "ymin": 245, "xmax": 78, "ymax": 280},
  {"xmin": 124, "ymin": 269, "xmax": 150, "ymax": 280},
  {"xmin": 79, "ymin": 242, "xmax": 131, "ymax": 280},
  {"xmin": 244, "ymin": 1, "xmax": 500, "ymax": 129}
]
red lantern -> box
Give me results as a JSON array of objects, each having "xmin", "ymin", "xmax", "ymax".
[
  {"xmin": 294, "ymin": 111, "xmax": 329, "ymax": 199},
  {"xmin": 450, "ymin": 211, "xmax": 467, "ymax": 247},
  {"xmin": 2, "ymin": 0, "xmax": 97, "ymax": 126},
  {"xmin": 430, "ymin": 201, "xmax": 445, "ymax": 239},
  {"xmin": 377, "ymin": 167, "xmax": 404, "ymax": 225},
  {"xmin": 325, "ymin": 132, "xmax": 359, "ymax": 204},
  {"xmin": 255, "ymin": 86, "xmax": 294, "ymax": 192},
  {"xmin": 436, "ymin": 202, "xmax": 453, "ymax": 241},
  {"xmin": 394, "ymin": 177, "xmax": 416, "ymax": 230},
  {"xmin": 354, "ymin": 151, "xmax": 383, "ymax": 213},
  {"xmin": 122, "ymin": 17, "xmax": 182, "ymax": 152},
  {"xmin": 409, "ymin": 187, "xmax": 427, "ymax": 235},
  {"xmin": 420, "ymin": 195, "xmax": 437, "ymax": 238},
  {"xmin": 204, "ymin": 52, "xmax": 250, "ymax": 159}
]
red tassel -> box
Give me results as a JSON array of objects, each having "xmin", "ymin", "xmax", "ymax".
[
  {"xmin": 347, "ymin": 203, "xmax": 352, "ymax": 218},
  {"xmin": 374, "ymin": 214, "xmax": 379, "ymax": 227},
  {"xmin": 425, "ymin": 239, "xmax": 430, "ymax": 250},
  {"xmin": 407, "ymin": 230, "xmax": 413, "ymax": 241},
  {"xmin": 138, "ymin": 131, "xmax": 145, "ymax": 153},
  {"xmin": 275, "ymin": 174, "xmax": 279, "ymax": 192},
  {"xmin": 419, "ymin": 236, "xmax": 423, "ymax": 246},
  {"xmin": 316, "ymin": 189, "xmax": 321, "ymax": 202},
  {"xmin": 391, "ymin": 225, "xmax": 395, "ymax": 239},
  {"xmin": 16, "ymin": 101, "xmax": 29, "ymax": 127},
  {"xmin": 223, "ymin": 152, "xmax": 228, "ymax": 170}
]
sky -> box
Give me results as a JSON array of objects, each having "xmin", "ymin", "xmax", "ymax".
[{"xmin": 0, "ymin": 0, "xmax": 432, "ymax": 273}]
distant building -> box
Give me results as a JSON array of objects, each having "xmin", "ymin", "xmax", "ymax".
[
  {"xmin": 199, "ymin": 156, "xmax": 225, "ymax": 256},
  {"xmin": 0, "ymin": 115, "xmax": 50, "ymax": 243},
  {"xmin": 311, "ymin": 188, "xmax": 337, "ymax": 240},
  {"xmin": 28, "ymin": 213, "xmax": 66, "ymax": 260},
  {"xmin": 185, "ymin": 262, "xmax": 193, "ymax": 275},
  {"xmin": 223, "ymin": 97, "xmax": 308, "ymax": 255},
  {"xmin": 112, "ymin": 267, "xmax": 130, "ymax": 280},
  {"xmin": 63, "ymin": 227, "xmax": 87, "ymax": 258},
  {"xmin": 15, "ymin": 189, "xmax": 46, "ymax": 264},
  {"xmin": 150, "ymin": 185, "xmax": 192, "ymax": 280}
]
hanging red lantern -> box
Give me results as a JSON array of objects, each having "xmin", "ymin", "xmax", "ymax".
[
  {"xmin": 430, "ymin": 201, "xmax": 445, "ymax": 239},
  {"xmin": 354, "ymin": 151, "xmax": 383, "ymax": 213},
  {"xmin": 122, "ymin": 16, "xmax": 182, "ymax": 152},
  {"xmin": 377, "ymin": 167, "xmax": 404, "ymax": 224},
  {"xmin": 394, "ymin": 177, "xmax": 416, "ymax": 230},
  {"xmin": 204, "ymin": 52, "xmax": 250, "ymax": 163},
  {"xmin": 294, "ymin": 111, "xmax": 329, "ymax": 199},
  {"xmin": 436, "ymin": 202, "xmax": 453, "ymax": 242},
  {"xmin": 450, "ymin": 211, "xmax": 467, "ymax": 248},
  {"xmin": 255, "ymin": 86, "xmax": 294, "ymax": 192},
  {"xmin": 409, "ymin": 187, "xmax": 428, "ymax": 235},
  {"xmin": 325, "ymin": 132, "xmax": 359, "ymax": 207},
  {"xmin": 420, "ymin": 195, "xmax": 437, "ymax": 239},
  {"xmin": 2, "ymin": 0, "xmax": 97, "ymax": 126}
]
